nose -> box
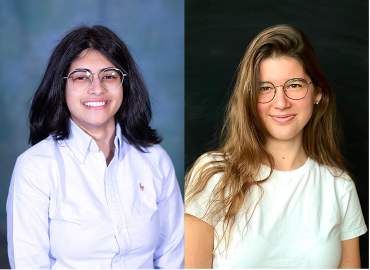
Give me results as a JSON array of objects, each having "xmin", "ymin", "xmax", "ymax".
[
  {"xmin": 87, "ymin": 73, "xmax": 106, "ymax": 95},
  {"xmin": 272, "ymin": 85, "xmax": 290, "ymax": 109}
]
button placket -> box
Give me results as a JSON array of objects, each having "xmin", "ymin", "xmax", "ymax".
[
  {"xmin": 87, "ymin": 153, "xmax": 107, "ymax": 195},
  {"xmin": 112, "ymin": 255, "xmax": 125, "ymax": 269},
  {"xmin": 105, "ymin": 159, "xmax": 131, "ymax": 267}
]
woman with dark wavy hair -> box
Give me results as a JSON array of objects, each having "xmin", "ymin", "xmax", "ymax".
[
  {"xmin": 7, "ymin": 25, "xmax": 183, "ymax": 269},
  {"xmin": 185, "ymin": 25, "xmax": 366, "ymax": 268}
]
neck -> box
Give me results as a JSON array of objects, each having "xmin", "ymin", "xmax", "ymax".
[
  {"xmin": 263, "ymin": 133, "xmax": 308, "ymax": 171},
  {"xmin": 73, "ymin": 118, "xmax": 116, "ymax": 165}
]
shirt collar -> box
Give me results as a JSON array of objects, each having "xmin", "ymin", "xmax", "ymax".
[{"xmin": 65, "ymin": 119, "xmax": 124, "ymax": 164}]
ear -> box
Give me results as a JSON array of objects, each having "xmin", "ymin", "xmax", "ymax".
[{"xmin": 315, "ymin": 86, "xmax": 322, "ymax": 104}]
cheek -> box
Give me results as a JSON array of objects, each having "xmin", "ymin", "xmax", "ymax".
[
  {"xmin": 65, "ymin": 90, "xmax": 72, "ymax": 109},
  {"xmin": 257, "ymin": 103, "xmax": 268, "ymax": 120},
  {"xmin": 296, "ymin": 101, "xmax": 315, "ymax": 122},
  {"xmin": 65, "ymin": 89, "xmax": 80, "ymax": 112},
  {"xmin": 114, "ymin": 89, "xmax": 124, "ymax": 108}
]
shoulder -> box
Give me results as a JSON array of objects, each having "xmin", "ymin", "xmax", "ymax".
[
  {"xmin": 11, "ymin": 137, "xmax": 58, "ymax": 194},
  {"xmin": 194, "ymin": 152, "xmax": 225, "ymax": 171},
  {"xmin": 201, "ymin": 152, "xmax": 225, "ymax": 162},
  {"xmin": 13, "ymin": 136, "xmax": 63, "ymax": 189},
  {"xmin": 142, "ymin": 144, "xmax": 171, "ymax": 164},
  {"xmin": 190, "ymin": 152, "xmax": 225, "ymax": 181},
  {"xmin": 187, "ymin": 152, "xmax": 225, "ymax": 195},
  {"xmin": 309, "ymin": 160, "xmax": 355, "ymax": 197},
  {"xmin": 185, "ymin": 153, "xmax": 225, "ymax": 225},
  {"xmin": 16, "ymin": 136, "xmax": 59, "ymax": 169},
  {"xmin": 124, "ymin": 142, "xmax": 174, "ymax": 178},
  {"xmin": 140, "ymin": 144, "xmax": 173, "ymax": 170},
  {"xmin": 311, "ymin": 163, "xmax": 368, "ymax": 240}
]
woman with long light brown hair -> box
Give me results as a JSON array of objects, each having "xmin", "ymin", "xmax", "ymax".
[{"xmin": 185, "ymin": 24, "xmax": 367, "ymax": 268}]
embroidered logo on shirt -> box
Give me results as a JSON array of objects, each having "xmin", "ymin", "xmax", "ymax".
[{"xmin": 139, "ymin": 183, "xmax": 144, "ymax": 191}]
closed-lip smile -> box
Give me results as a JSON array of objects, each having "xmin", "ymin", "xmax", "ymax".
[{"xmin": 270, "ymin": 114, "xmax": 296, "ymax": 123}]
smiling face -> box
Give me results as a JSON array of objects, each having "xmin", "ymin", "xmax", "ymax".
[
  {"xmin": 257, "ymin": 57, "xmax": 322, "ymax": 144},
  {"xmin": 65, "ymin": 49, "xmax": 123, "ymax": 132}
]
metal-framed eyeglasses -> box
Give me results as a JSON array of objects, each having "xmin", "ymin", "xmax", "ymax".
[
  {"xmin": 258, "ymin": 78, "xmax": 312, "ymax": 103},
  {"xmin": 63, "ymin": 67, "xmax": 127, "ymax": 92}
]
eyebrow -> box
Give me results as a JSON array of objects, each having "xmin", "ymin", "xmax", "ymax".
[
  {"xmin": 261, "ymin": 81, "xmax": 273, "ymax": 84},
  {"xmin": 260, "ymin": 78, "xmax": 307, "ymax": 84},
  {"xmin": 71, "ymin": 67, "xmax": 116, "ymax": 73}
]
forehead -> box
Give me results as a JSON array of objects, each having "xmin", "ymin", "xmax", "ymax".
[
  {"xmin": 69, "ymin": 49, "xmax": 115, "ymax": 71},
  {"xmin": 259, "ymin": 57, "xmax": 308, "ymax": 82}
]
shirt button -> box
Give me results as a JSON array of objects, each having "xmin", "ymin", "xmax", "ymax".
[
  {"xmin": 115, "ymin": 256, "xmax": 121, "ymax": 262},
  {"xmin": 118, "ymin": 227, "xmax": 123, "ymax": 233}
]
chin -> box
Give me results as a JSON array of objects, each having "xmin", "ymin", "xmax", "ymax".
[
  {"xmin": 73, "ymin": 116, "xmax": 113, "ymax": 129},
  {"xmin": 267, "ymin": 129, "xmax": 301, "ymax": 142},
  {"xmin": 88, "ymin": 119, "xmax": 112, "ymax": 127},
  {"xmin": 270, "ymin": 136, "xmax": 298, "ymax": 142}
]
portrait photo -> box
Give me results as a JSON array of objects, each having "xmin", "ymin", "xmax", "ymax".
[
  {"xmin": 185, "ymin": 0, "xmax": 368, "ymax": 268},
  {"xmin": 0, "ymin": 0, "xmax": 184, "ymax": 268}
]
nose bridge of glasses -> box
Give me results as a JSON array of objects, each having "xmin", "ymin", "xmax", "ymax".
[
  {"xmin": 273, "ymin": 84, "xmax": 291, "ymax": 103},
  {"xmin": 90, "ymin": 72, "xmax": 102, "ymax": 81},
  {"xmin": 89, "ymin": 72, "xmax": 104, "ymax": 88},
  {"xmin": 274, "ymin": 84, "xmax": 287, "ymax": 94}
]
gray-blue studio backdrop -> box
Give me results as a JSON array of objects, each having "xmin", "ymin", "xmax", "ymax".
[{"xmin": 0, "ymin": 1, "xmax": 184, "ymax": 266}]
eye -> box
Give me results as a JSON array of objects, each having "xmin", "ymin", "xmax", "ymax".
[
  {"xmin": 101, "ymin": 70, "xmax": 118, "ymax": 80},
  {"xmin": 260, "ymin": 82, "xmax": 274, "ymax": 92},
  {"xmin": 73, "ymin": 76, "xmax": 89, "ymax": 81},
  {"xmin": 285, "ymin": 79, "xmax": 305, "ymax": 90},
  {"xmin": 261, "ymin": 86, "xmax": 272, "ymax": 91},
  {"xmin": 69, "ymin": 70, "xmax": 91, "ymax": 82},
  {"xmin": 103, "ymin": 75, "xmax": 116, "ymax": 80}
]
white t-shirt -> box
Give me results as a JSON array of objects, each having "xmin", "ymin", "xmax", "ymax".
[{"xmin": 185, "ymin": 155, "xmax": 367, "ymax": 269}]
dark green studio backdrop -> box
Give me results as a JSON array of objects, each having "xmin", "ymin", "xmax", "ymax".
[
  {"xmin": 0, "ymin": 1, "xmax": 184, "ymax": 268},
  {"xmin": 185, "ymin": 0, "xmax": 369, "ymax": 267}
]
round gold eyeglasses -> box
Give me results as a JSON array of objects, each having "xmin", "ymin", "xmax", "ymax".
[
  {"xmin": 258, "ymin": 78, "xmax": 312, "ymax": 103},
  {"xmin": 63, "ymin": 68, "xmax": 127, "ymax": 92}
]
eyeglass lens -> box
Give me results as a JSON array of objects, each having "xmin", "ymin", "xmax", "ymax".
[
  {"xmin": 258, "ymin": 78, "xmax": 309, "ymax": 103},
  {"xmin": 67, "ymin": 68, "xmax": 124, "ymax": 92}
]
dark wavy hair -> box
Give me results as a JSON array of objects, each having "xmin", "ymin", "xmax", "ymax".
[{"xmin": 29, "ymin": 25, "xmax": 161, "ymax": 151}]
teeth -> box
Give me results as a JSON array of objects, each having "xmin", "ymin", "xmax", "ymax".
[{"xmin": 84, "ymin": 101, "xmax": 107, "ymax": 107}]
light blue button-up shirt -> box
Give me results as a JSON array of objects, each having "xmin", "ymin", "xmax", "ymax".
[{"xmin": 7, "ymin": 120, "xmax": 184, "ymax": 269}]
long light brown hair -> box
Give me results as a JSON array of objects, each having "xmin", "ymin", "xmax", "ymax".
[{"xmin": 185, "ymin": 24, "xmax": 350, "ymax": 253}]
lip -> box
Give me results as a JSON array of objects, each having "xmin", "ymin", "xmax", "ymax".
[
  {"xmin": 82, "ymin": 99, "xmax": 111, "ymax": 110},
  {"xmin": 270, "ymin": 114, "xmax": 296, "ymax": 123}
]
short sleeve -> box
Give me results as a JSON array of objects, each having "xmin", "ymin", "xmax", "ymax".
[
  {"xmin": 185, "ymin": 154, "xmax": 223, "ymax": 227},
  {"xmin": 339, "ymin": 178, "xmax": 367, "ymax": 241}
]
